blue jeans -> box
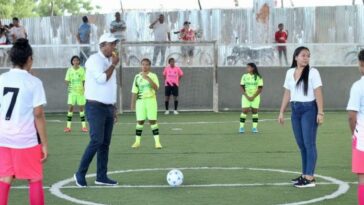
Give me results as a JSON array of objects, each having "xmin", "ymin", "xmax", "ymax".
[
  {"xmin": 76, "ymin": 101, "xmax": 115, "ymax": 180},
  {"xmin": 291, "ymin": 100, "xmax": 318, "ymax": 176}
]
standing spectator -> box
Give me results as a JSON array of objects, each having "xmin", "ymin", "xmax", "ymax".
[
  {"xmin": 5, "ymin": 24, "xmax": 14, "ymax": 44},
  {"xmin": 163, "ymin": 58, "xmax": 183, "ymax": 115},
  {"xmin": 77, "ymin": 16, "xmax": 91, "ymax": 66},
  {"xmin": 275, "ymin": 23, "xmax": 288, "ymax": 66},
  {"xmin": 0, "ymin": 39, "xmax": 48, "ymax": 205},
  {"xmin": 278, "ymin": 46, "xmax": 324, "ymax": 188},
  {"xmin": 0, "ymin": 28, "xmax": 6, "ymax": 45},
  {"xmin": 110, "ymin": 12, "xmax": 127, "ymax": 65},
  {"xmin": 10, "ymin": 17, "xmax": 27, "ymax": 43},
  {"xmin": 74, "ymin": 33, "xmax": 120, "ymax": 187},
  {"xmin": 149, "ymin": 14, "xmax": 171, "ymax": 66},
  {"xmin": 179, "ymin": 21, "xmax": 195, "ymax": 65},
  {"xmin": 347, "ymin": 50, "xmax": 364, "ymax": 205}
]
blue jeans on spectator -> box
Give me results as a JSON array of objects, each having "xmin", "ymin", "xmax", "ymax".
[
  {"xmin": 290, "ymin": 100, "xmax": 318, "ymax": 176},
  {"xmin": 76, "ymin": 101, "xmax": 115, "ymax": 181}
]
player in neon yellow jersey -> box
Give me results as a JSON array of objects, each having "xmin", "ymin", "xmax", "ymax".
[
  {"xmin": 131, "ymin": 58, "xmax": 162, "ymax": 149},
  {"xmin": 64, "ymin": 55, "xmax": 87, "ymax": 133},
  {"xmin": 239, "ymin": 63, "xmax": 263, "ymax": 133}
]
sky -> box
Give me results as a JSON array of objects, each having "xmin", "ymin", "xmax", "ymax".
[{"xmin": 91, "ymin": 0, "xmax": 363, "ymax": 13}]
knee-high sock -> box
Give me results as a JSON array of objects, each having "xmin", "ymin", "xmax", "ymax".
[
  {"xmin": 165, "ymin": 101, "xmax": 169, "ymax": 111},
  {"xmin": 80, "ymin": 111, "xmax": 86, "ymax": 128},
  {"xmin": 359, "ymin": 184, "xmax": 364, "ymax": 205},
  {"xmin": 29, "ymin": 180, "xmax": 44, "ymax": 205},
  {"xmin": 0, "ymin": 181, "xmax": 10, "ymax": 205},
  {"xmin": 240, "ymin": 113, "xmax": 246, "ymax": 128},
  {"xmin": 66, "ymin": 112, "xmax": 73, "ymax": 128},
  {"xmin": 135, "ymin": 124, "xmax": 143, "ymax": 143},
  {"xmin": 151, "ymin": 124, "xmax": 160, "ymax": 143},
  {"xmin": 252, "ymin": 114, "xmax": 259, "ymax": 129},
  {"xmin": 174, "ymin": 100, "xmax": 178, "ymax": 111}
]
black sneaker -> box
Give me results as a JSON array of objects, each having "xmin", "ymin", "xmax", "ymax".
[
  {"xmin": 74, "ymin": 173, "xmax": 87, "ymax": 188},
  {"xmin": 294, "ymin": 178, "xmax": 316, "ymax": 188},
  {"xmin": 291, "ymin": 175, "xmax": 304, "ymax": 183},
  {"xmin": 95, "ymin": 177, "xmax": 118, "ymax": 186}
]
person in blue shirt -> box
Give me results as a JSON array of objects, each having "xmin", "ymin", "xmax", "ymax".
[{"xmin": 77, "ymin": 16, "xmax": 91, "ymax": 66}]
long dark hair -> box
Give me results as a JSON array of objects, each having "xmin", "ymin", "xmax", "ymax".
[
  {"xmin": 291, "ymin": 46, "xmax": 310, "ymax": 96},
  {"xmin": 247, "ymin": 62, "xmax": 261, "ymax": 80}
]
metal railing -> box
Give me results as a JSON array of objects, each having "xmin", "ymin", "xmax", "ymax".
[{"xmin": 0, "ymin": 42, "xmax": 363, "ymax": 69}]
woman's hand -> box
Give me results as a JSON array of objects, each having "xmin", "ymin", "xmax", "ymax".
[
  {"xmin": 278, "ymin": 112, "xmax": 285, "ymax": 125},
  {"xmin": 41, "ymin": 144, "xmax": 48, "ymax": 163},
  {"xmin": 317, "ymin": 114, "xmax": 324, "ymax": 125}
]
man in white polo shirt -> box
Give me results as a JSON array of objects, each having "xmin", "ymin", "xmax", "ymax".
[
  {"xmin": 149, "ymin": 14, "xmax": 171, "ymax": 66},
  {"xmin": 74, "ymin": 33, "xmax": 120, "ymax": 187}
]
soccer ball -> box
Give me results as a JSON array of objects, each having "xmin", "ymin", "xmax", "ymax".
[{"xmin": 166, "ymin": 169, "xmax": 184, "ymax": 187}]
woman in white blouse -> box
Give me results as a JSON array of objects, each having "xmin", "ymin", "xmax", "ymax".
[{"xmin": 278, "ymin": 46, "xmax": 324, "ymax": 188}]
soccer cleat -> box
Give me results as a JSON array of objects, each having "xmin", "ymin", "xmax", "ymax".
[
  {"xmin": 252, "ymin": 128, "xmax": 259, "ymax": 133},
  {"xmin": 155, "ymin": 142, "xmax": 163, "ymax": 149},
  {"xmin": 95, "ymin": 178, "xmax": 118, "ymax": 186},
  {"xmin": 64, "ymin": 127, "xmax": 71, "ymax": 133},
  {"xmin": 81, "ymin": 127, "xmax": 88, "ymax": 132},
  {"xmin": 291, "ymin": 175, "xmax": 304, "ymax": 183},
  {"xmin": 74, "ymin": 173, "xmax": 87, "ymax": 187},
  {"xmin": 165, "ymin": 110, "xmax": 170, "ymax": 115},
  {"xmin": 173, "ymin": 110, "xmax": 179, "ymax": 115},
  {"xmin": 294, "ymin": 178, "xmax": 316, "ymax": 188},
  {"xmin": 239, "ymin": 127, "xmax": 245, "ymax": 133},
  {"xmin": 131, "ymin": 141, "xmax": 140, "ymax": 148}
]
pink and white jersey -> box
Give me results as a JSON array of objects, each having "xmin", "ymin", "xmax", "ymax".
[
  {"xmin": 0, "ymin": 69, "xmax": 47, "ymax": 149},
  {"xmin": 163, "ymin": 66, "xmax": 183, "ymax": 86}
]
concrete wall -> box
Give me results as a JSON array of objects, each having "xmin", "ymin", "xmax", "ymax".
[{"xmin": 0, "ymin": 66, "xmax": 359, "ymax": 112}]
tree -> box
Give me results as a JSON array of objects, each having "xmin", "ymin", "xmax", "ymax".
[
  {"xmin": 0, "ymin": 0, "xmax": 35, "ymax": 18},
  {"xmin": 35, "ymin": 0, "xmax": 98, "ymax": 17}
]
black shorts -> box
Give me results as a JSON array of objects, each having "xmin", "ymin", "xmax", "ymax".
[{"xmin": 165, "ymin": 85, "xmax": 179, "ymax": 97}]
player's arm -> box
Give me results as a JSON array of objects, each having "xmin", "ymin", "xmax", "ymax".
[
  {"xmin": 251, "ymin": 86, "xmax": 263, "ymax": 99},
  {"xmin": 131, "ymin": 93, "xmax": 137, "ymax": 111},
  {"xmin": 314, "ymin": 86, "xmax": 324, "ymax": 124},
  {"xmin": 34, "ymin": 106, "xmax": 48, "ymax": 162},
  {"xmin": 278, "ymin": 89, "xmax": 291, "ymax": 125},
  {"xmin": 240, "ymin": 85, "xmax": 250, "ymax": 99},
  {"xmin": 348, "ymin": 111, "xmax": 357, "ymax": 134},
  {"xmin": 143, "ymin": 74, "xmax": 158, "ymax": 91}
]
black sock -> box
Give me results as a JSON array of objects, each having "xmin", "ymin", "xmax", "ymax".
[
  {"xmin": 165, "ymin": 101, "xmax": 169, "ymax": 110},
  {"xmin": 174, "ymin": 100, "xmax": 178, "ymax": 110}
]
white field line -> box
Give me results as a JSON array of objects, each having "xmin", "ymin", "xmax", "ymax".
[
  {"xmin": 47, "ymin": 118, "xmax": 290, "ymax": 125},
  {"xmin": 11, "ymin": 181, "xmax": 357, "ymax": 190},
  {"xmin": 48, "ymin": 167, "xmax": 350, "ymax": 205}
]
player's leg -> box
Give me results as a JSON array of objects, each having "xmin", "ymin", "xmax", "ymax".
[
  {"xmin": 77, "ymin": 95, "xmax": 87, "ymax": 132},
  {"xmin": 147, "ymin": 98, "xmax": 162, "ymax": 149},
  {"xmin": 251, "ymin": 96, "xmax": 261, "ymax": 133},
  {"xmin": 165, "ymin": 86, "xmax": 171, "ymax": 114},
  {"xmin": 239, "ymin": 95, "xmax": 250, "ymax": 133},
  {"xmin": 132, "ymin": 99, "xmax": 146, "ymax": 148},
  {"xmin": 0, "ymin": 176, "xmax": 13, "ymax": 205},
  {"xmin": 173, "ymin": 86, "xmax": 179, "ymax": 114},
  {"xmin": 358, "ymin": 174, "xmax": 364, "ymax": 205},
  {"xmin": 65, "ymin": 95, "xmax": 75, "ymax": 132}
]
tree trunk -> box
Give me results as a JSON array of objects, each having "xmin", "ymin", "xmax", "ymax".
[
  {"xmin": 281, "ymin": 0, "xmax": 284, "ymax": 8},
  {"xmin": 50, "ymin": 0, "xmax": 54, "ymax": 16}
]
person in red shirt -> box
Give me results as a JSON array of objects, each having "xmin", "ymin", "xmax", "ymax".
[
  {"xmin": 179, "ymin": 21, "xmax": 195, "ymax": 65},
  {"xmin": 275, "ymin": 23, "xmax": 288, "ymax": 66}
]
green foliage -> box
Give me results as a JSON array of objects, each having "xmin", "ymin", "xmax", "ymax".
[
  {"xmin": 0, "ymin": 0, "xmax": 97, "ymax": 18},
  {"xmin": 35, "ymin": 0, "xmax": 96, "ymax": 17}
]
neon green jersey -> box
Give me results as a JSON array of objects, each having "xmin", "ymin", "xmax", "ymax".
[
  {"xmin": 240, "ymin": 73, "xmax": 263, "ymax": 96},
  {"xmin": 65, "ymin": 66, "xmax": 85, "ymax": 95},
  {"xmin": 132, "ymin": 72, "xmax": 159, "ymax": 99}
]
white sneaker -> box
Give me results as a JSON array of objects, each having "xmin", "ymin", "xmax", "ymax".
[
  {"xmin": 173, "ymin": 110, "xmax": 179, "ymax": 115},
  {"xmin": 165, "ymin": 110, "xmax": 170, "ymax": 115}
]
